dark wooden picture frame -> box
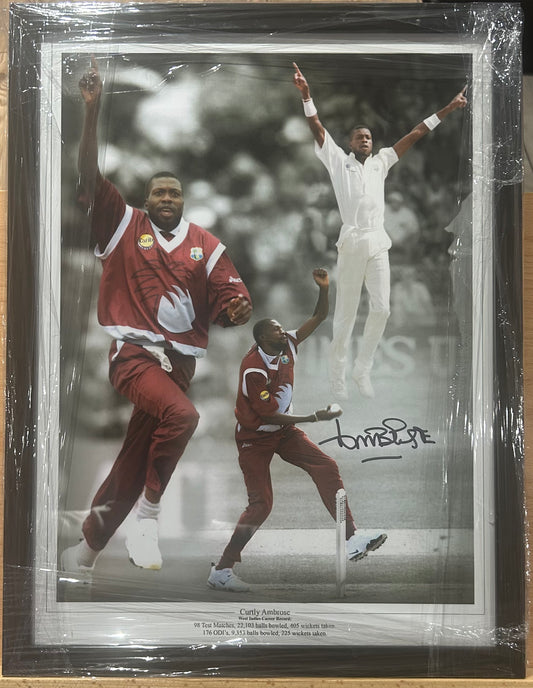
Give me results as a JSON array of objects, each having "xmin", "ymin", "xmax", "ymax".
[{"xmin": 4, "ymin": 2, "xmax": 525, "ymax": 678}]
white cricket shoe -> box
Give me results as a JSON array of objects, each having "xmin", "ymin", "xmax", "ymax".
[
  {"xmin": 352, "ymin": 365, "xmax": 375, "ymax": 398},
  {"xmin": 125, "ymin": 518, "xmax": 162, "ymax": 570},
  {"xmin": 207, "ymin": 564, "xmax": 250, "ymax": 592},
  {"xmin": 59, "ymin": 544, "xmax": 94, "ymax": 584},
  {"xmin": 330, "ymin": 378, "xmax": 348, "ymax": 400},
  {"xmin": 346, "ymin": 531, "xmax": 387, "ymax": 561}
]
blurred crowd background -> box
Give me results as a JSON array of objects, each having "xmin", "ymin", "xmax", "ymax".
[{"xmin": 59, "ymin": 50, "xmax": 472, "ymax": 441}]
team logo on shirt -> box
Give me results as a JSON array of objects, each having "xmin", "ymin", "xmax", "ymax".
[
  {"xmin": 190, "ymin": 247, "xmax": 204, "ymax": 261},
  {"xmin": 280, "ymin": 355, "xmax": 289, "ymax": 364},
  {"xmin": 138, "ymin": 234, "xmax": 155, "ymax": 250},
  {"xmin": 157, "ymin": 286, "xmax": 195, "ymax": 333},
  {"xmin": 260, "ymin": 390, "xmax": 270, "ymax": 401}
]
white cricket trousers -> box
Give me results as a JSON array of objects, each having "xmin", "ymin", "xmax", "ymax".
[{"xmin": 330, "ymin": 236, "xmax": 391, "ymax": 382}]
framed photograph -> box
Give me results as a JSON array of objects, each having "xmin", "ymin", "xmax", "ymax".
[{"xmin": 4, "ymin": 2, "xmax": 525, "ymax": 678}]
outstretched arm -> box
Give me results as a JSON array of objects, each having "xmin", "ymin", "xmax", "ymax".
[
  {"xmin": 243, "ymin": 361, "xmax": 342, "ymax": 427},
  {"xmin": 78, "ymin": 56, "xmax": 104, "ymax": 199},
  {"xmin": 393, "ymin": 86, "xmax": 468, "ymax": 159},
  {"xmin": 292, "ymin": 63, "xmax": 326, "ymax": 148},
  {"xmin": 260, "ymin": 404, "xmax": 343, "ymax": 427},
  {"xmin": 295, "ymin": 268, "xmax": 329, "ymax": 343}
]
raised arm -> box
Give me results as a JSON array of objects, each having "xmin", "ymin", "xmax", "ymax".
[
  {"xmin": 78, "ymin": 56, "xmax": 104, "ymax": 199},
  {"xmin": 295, "ymin": 268, "xmax": 329, "ymax": 343},
  {"xmin": 292, "ymin": 63, "xmax": 326, "ymax": 148},
  {"xmin": 393, "ymin": 86, "xmax": 468, "ymax": 159}
]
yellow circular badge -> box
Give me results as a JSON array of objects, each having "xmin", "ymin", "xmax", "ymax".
[
  {"xmin": 260, "ymin": 390, "xmax": 270, "ymax": 401},
  {"xmin": 138, "ymin": 234, "xmax": 155, "ymax": 250}
]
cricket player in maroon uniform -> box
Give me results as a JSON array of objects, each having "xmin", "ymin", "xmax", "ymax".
[
  {"xmin": 208, "ymin": 269, "xmax": 386, "ymax": 592},
  {"xmin": 61, "ymin": 58, "xmax": 252, "ymax": 578}
]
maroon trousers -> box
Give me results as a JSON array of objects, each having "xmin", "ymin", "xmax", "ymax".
[
  {"xmin": 82, "ymin": 342, "xmax": 199, "ymax": 551},
  {"xmin": 219, "ymin": 425, "xmax": 356, "ymax": 569}
]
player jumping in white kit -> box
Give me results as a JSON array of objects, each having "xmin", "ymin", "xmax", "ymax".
[{"xmin": 292, "ymin": 63, "xmax": 467, "ymax": 399}]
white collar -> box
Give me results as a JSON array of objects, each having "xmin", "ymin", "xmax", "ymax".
[
  {"xmin": 258, "ymin": 346, "xmax": 285, "ymax": 370},
  {"xmin": 151, "ymin": 217, "xmax": 190, "ymax": 253},
  {"xmin": 349, "ymin": 152, "xmax": 372, "ymax": 166}
]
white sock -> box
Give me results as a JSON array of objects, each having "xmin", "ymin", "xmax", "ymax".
[
  {"xmin": 76, "ymin": 539, "xmax": 100, "ymax": 568},
  {"xmin": 135, "ymin": 491, "xmax": 161, "ymax": 521}
]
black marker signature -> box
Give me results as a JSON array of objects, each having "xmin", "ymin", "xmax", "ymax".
[
  {"xmin": 361, "ymin": 456, "xmax": 402, "ymax": 463},
  {"xmin": 319, "ymin": 417, "xmax": 435, "ymax": 452}
]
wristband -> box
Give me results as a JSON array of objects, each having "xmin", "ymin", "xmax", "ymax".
[
  {"xmin": 313, "ymin": 412, "xmax": 319, "ymax": 422},
  {"xmin": 303, "ymin": 98, "xmax": 318, "ymax": 118},
  {"xmin": 423, "ymin": 113, "xmax": 441, "ymax": 131}
]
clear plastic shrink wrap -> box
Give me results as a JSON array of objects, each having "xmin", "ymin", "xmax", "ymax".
[{"xmin": 3, "ymin": 1, "xmax": 526, "ymax": 679}]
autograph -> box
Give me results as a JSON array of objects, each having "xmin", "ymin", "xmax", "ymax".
[{"xmin": 319, "ymin": 417, "xmax": 435, "ymax": 458}]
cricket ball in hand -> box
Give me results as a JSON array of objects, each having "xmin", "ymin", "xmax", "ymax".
[{"xmin": 329, "ymin": 403, "xmax": 342, "ymax": 414}]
